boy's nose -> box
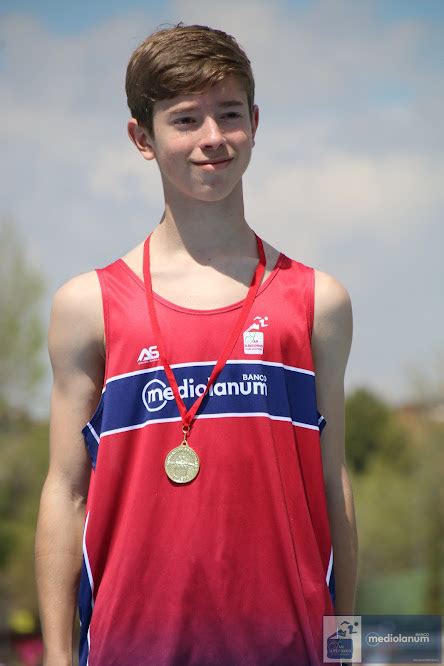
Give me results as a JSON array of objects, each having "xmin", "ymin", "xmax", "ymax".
[{"xmin": 199, "ymin": 116, "xmax": 226, "ymax": 149}]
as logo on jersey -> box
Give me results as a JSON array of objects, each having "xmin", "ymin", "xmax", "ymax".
[
  {"xmin": 137, "ymin": 346, "xmax": 160, "ymax": 364},
  {"xmin": 243, "ymin": 316, "xmax": 269, "ymax": 355}
]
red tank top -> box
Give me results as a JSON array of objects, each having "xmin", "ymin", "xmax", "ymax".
[{"xmin": 78, "ymin": 244, "xmax": 336, "ymax": 666}]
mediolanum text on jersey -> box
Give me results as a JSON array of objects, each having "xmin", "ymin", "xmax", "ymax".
[{"xmin": 142, "ymin": 375, "xmax": 268, "ymax": 413}]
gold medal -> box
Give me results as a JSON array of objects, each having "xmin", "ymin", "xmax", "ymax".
[
  {"xmin": 164, "ymin": 444, "xmax": 200, "ymax": 483},
  {"xmin": 165, "ymin": 426, "xmax": 200, "ymax": 484}
]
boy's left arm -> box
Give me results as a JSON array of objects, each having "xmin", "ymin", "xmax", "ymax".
[{"xmin": 311, "ymin": 269, "xmax": 358, "ymax": 616}]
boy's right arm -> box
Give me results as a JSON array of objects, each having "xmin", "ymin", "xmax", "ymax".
[{"xmin": 35, "ymin": 272, "xmax": 105, "ymax": 666}]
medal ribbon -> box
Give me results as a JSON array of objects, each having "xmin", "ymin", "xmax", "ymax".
[{"xmin": 143, "ymin": 233, "xmax": 266, "ymax": 431}]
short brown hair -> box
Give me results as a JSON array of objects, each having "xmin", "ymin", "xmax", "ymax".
[{"xmin": 125, "ymin": 22, "xmax": 255, "ymax": 138}]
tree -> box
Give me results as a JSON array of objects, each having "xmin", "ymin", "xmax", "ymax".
[
  {"xmin": 348, "ymin": 380, "xmax": 444, "ymax": 613},
  {"xmin": 414, "ymin": 419, "xmax": 444, "ymax": 613},
  {"xmin": 0, "ymin": 217, "xmax": 47, "ymax": 628},
  {"xmin": 345, "ymin": 387, "xmax": 412, "ymax": 475},
  {"xmin": 400, "ymin": 362, "xmax": 444, "ymax": 612},
  {"xmin": 0, "ymin": 216, "xmax": 45, "ymax": 417}
]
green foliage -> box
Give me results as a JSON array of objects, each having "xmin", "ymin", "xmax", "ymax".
[
  {"xmin": 348, "ymin": 389, "xmax": 444, "ymax": 613},
  {"xmin": 0, "ymin": 217, "xmax": 45, "ymax": 413},
  {"xmin": 345, "ymin": 387, "xmax": 412, "ymax": 474},
  {"xmin": 356, "ymin": 567, "xmax": 432, "ymax": 614},
  {"xmin": 413, "ymin": 421, "xmax": 444, "ymax": 613},
  {"xmin": 0, "ymin": 218, "xmax": 48, "ymax": 625},
  {"xmin": 351, "ymin": 455, "xmax": 422, "ymax": 580},
  {"xmin": 0, "ymin": 419, "xmax": 49, "ymax": 618}
]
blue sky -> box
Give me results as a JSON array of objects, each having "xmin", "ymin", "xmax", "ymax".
[
  {"xmin": 2, "ymin": 0, "xmax": 444, "ymax": 35},
  {"xmin": 1, "ymin": 0, "xmax": 443, "ymax": 415},
  {"xmin": 1, "ymin": 0, "xmax": 165, "ymax": 34}
]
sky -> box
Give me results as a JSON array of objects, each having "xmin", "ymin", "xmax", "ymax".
[{"xmin": 1, "ymin": 0, "xmax": 443, "ymax": 416}]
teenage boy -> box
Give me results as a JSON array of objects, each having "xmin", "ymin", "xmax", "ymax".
[{"xmin": 35, "ymin": 22, "xmax": 358, "ymax": 666}]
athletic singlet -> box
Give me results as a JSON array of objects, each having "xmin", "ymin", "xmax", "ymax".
[{"xmin": 78, "ymin": 243, "xmax": 337, "ymax": 666}]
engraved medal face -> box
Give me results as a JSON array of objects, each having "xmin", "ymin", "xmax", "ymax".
[{"xmin": 165, "ymin": 444, "xmax": 200, "ymax": 484}]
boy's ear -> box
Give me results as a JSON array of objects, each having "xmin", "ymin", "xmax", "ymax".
[
  {"xmin": 252, "ymin": 104, "xmax": 259, "ymax": 147},
  {"xmin": 127, "ymin": 119, "xmax": 156, "ymax": 161}
]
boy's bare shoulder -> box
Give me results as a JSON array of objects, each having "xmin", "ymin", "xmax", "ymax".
[
  {"xmin": 312, "ymin": 268, "xmax": 353, "ymax": 360},
  {"xmin": 52, "ymin": 271, "xmax": 102, "ymax": 317},
  {"xmin": 50, "ymin": 271, "xmax": 104, "ymax": 355},
  {"xmin": 313, "ymin": 268, "xmax": 352, "ymax": 311}
]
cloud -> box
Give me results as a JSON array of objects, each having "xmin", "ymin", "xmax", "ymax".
[{"xmin": 247, "ymin": 151, "xmax": 444, "ymax": 242}]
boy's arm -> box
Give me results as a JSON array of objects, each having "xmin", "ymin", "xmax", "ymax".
[
  {"xmin": 311, "ymin": 270, "xmax": 358, "ymax": 616},
  {"xmin": 35, "ymin": 272, "xmax": 104, "ymax": 666}
]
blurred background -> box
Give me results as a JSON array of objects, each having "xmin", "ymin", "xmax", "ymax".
[{"xmin": 0, "ymin": 0, "xmax": 443, "ymax": 663}]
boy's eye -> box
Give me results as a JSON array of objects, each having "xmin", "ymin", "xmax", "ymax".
[
  {"xmin": 175, "ymin": 117, "xmax": 194, "ymax": 125},
  {"xmin": 174, "ymin": 112, "xmax": 242, "ymax": 126}
]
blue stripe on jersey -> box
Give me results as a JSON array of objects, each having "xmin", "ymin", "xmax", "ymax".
[
  {"xmin": 328, "ymin": 564, "xmax": 336, "ymax": 609},
  {"xmin": 84, "ymin": 398, "xmax": 103, "ymax": 470},
  {"xmin": 78, "ymin": 557, "xmax": 92, "ymax": 666},
  {"xmin": 82, "ymin": 362, "xmax": 325, "ymax": 468}
]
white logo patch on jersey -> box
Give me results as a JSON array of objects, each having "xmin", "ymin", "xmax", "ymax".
[
  {"xmin": 243, "ymin": 316, "xmax": 269, "ymax": 355},
  {"xmin": 137, "ymin": 345, "xmax": 160, "ymax": 364}
]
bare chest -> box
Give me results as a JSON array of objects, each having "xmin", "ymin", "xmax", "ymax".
[
  {"xmin": 151, "ymin": 265, "xmax": 275, "ymax": 310},
  {"xmin": 122, "ymin": 245, "xmax": 281, "ymax": 310}
]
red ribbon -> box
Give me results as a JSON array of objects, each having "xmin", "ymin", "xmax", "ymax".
[{"xmin": 143, "ymin": 233, "xmax": 266, "ymax": 431}]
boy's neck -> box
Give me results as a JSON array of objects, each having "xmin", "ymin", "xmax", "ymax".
[{"xmin": 151, "ymin": 183, "xmax": 258, "ymax": 262}]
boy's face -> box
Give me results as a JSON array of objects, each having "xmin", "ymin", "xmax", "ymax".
[{"xmin": 128, "ymin": 75, "xmax": 259, "ymax": 203}]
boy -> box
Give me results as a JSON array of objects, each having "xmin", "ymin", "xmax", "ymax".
[{"xmin": 35, "ymin": 22, "xmax": 358, "ymax": 666}]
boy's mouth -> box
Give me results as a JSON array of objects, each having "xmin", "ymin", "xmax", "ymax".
[{"xmin": 193, "ymin": 158, "xmax": 233, "ymax": 168}]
